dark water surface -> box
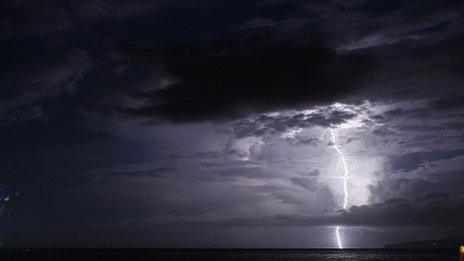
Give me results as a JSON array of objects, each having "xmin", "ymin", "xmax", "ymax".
[{"xmin": 0, "ymin": 249, "xmax": 460, "ymax": 260}]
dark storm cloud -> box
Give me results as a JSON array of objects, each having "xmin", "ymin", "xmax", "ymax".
[
  {"xmin": 324, "ymin": 193, "xmax": 464, "ymax": 227},
  {"xmin": 70, "ymin": 0, "xmax": 171, "ymax": 21},
  {"xmin": 0, "ymin": 0, "xmax": 173, "ymax": 124},
  {"xmin": 262, "ymin": 1, "xmax": 464, "ymax": 109},
  {"xmin": 85, "ymin": 0, "xmax": 464, "ymax": 124},
  {"xmin": 432, "ymin": 95, "xmax": 464, "ymax": 110},
  {"xmin": 1, "ymin": 0, "xmax": 463, "ymax": 124},
  {"xmin": 232, "ymin": 108, "xmax": 356, "ymax": 138},
  {"xmin": 373, "ymin": 107, "xmax": 435, "ymax": 123},
  {"xmin": 389, "ymin": 148, "xmax": 464, "ymax": 172},
  {"xmin": 369, "ymin": 150, "xmax": 464, "ymax": 203},
  {"xmin": 0, "ymin": 0, "xmax": 72, "ymax": 38},
  {"xmin": 2, "ymin": 0, "xmax": 464, "ymax": 248},
  {"xmin": 358, "ymin": 34, "xmax": 464, "ymax": 103},
  {"xmin": 368, "ymin": 178, "xmax": 464, "ymax": 204},
  {"xmin": 248, "ymin": 0, "xmax": 464, "ymax": 50},
  {"xmin": 85, "ymin": 152, "xmax": 276, "ymax": 182},
  {"xmin": 204, "ymin": 193, "xmax": 464, "ymax": 228},
  {"xmin": 97, "ymin": 35, "xmax": 372, "ymax": 122},
  {"xmin": 0, "ymin": 1, "xmax": 77, "ymax": 125},
  {"xmin": 292, "ymin": 137, "xmax": 321, "ymax": 147},
  {"xmin": 0, "ymin": 105, "xmax": 48, "ymax": 126},
  {"xmin": 290, "ymin": 173, "xmax": 320, "ymax": 191},
  {"xmin": 332, "ymin": 193, "xmax": 464, "ymax": 227}
]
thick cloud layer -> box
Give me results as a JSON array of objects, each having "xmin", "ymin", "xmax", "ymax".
[
  {"xmin": 1, "ymin": 0, "xmax": 464, "ymax": 248},
  {"xmin": 95, "ymin": 36, "xmax": 372, "ymax": 122},
  {"xmin": 1, "ymin": 0, "xmax": 463, "ymax": 124},
  {"xmin": 199, "ymin": 193, "xmax": 464, "ymax": 227}
]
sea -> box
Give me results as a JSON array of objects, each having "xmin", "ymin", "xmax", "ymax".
[{"xmin": 0, "ymin": 248, "xmax": 460, "ymax": 260}]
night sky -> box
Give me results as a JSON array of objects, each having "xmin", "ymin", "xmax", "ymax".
[{"xmin": 1, "ymin": 0, "xmax": 464, "ymax": 248}]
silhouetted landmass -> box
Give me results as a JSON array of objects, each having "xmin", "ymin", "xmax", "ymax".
[{"xmin": 384, "ymin": 238, "xmax": 463, "ymax": 249}]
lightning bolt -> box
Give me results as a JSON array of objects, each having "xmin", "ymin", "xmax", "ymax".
[{"xmin": 329, "ymin": 129, "xmax": 349, "ymax": 249}]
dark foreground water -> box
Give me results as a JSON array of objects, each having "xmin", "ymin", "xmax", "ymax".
[{"xmin": 0, "ymin": 249, "xmax": 460, "ymax": 261}]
